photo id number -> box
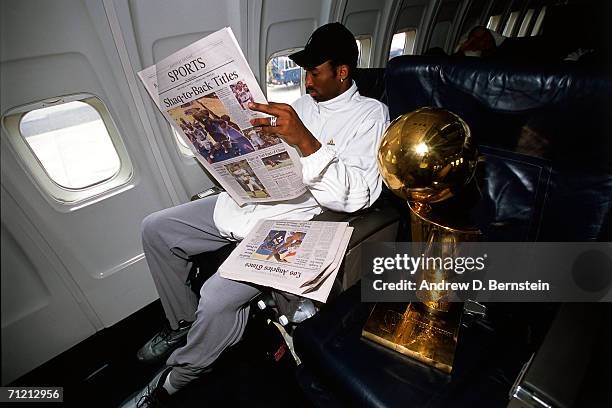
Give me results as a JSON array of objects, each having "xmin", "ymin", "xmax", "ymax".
[{"xmin": 0, "ymin": 387, "xmax": 63, "ymax": 402}]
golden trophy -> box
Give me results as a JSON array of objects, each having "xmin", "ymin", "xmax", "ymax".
[{"xmin": 362, "ymin": 107, "xmax": 480, "ymax": 373}]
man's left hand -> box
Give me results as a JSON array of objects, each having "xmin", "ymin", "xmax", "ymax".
[{"xmin": 249, "ymin": 102, "xmax": 321, "ymax": 156}]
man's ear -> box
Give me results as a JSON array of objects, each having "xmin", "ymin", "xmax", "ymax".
[{"xmin": 337, "ymin": 64, "xmax": 350, "ymax": 81}]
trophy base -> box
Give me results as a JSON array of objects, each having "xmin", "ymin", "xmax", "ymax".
[{"xmin": 362, "ymin": 303, "xmax": 461, "ymax": 373}]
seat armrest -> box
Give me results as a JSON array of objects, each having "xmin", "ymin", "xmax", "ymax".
[
  {"xmin": 191, "ymin": 186, "xmax": 225, "ymax": 201},
  {"xmin": 510, "ymin": 303, "xmax": 611, "ymax": 408},
  {"xmin": 312, "ymin": 204, "xmax": 400, "ymax": 250},
  {"xmin": 189, "ymin": 192, "xmax": 401, "ymax": 291},
  {"xmin": 313, "ymin": 203, "xmax": 401, "ymax": 290},
  {"xmin": 192, "ymin": 188, "xmax": 401, "ymax": 252}
]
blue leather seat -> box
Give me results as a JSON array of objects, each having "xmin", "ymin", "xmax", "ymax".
[{"xmin": 293, "ymin": 56, "xmax": 612, "ymax": 407}]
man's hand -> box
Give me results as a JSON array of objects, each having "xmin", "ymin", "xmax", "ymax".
[{"xmin": 249, "ymin": 102, "xmax": 321, "ymax": 156}]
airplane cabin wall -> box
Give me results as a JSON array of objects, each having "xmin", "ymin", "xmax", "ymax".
[
  {"xmin": 110, "ymin": 0, "xmax": 246, "ymax": 198},
  {"xmin": 0, "ymin": 0, "xmax": 180, "ymax": 383},
  {"xmin": 423, "ymin": 0, "xmax": 461, "ymax": 52},
  {"xmin": 249, "ymin": 0, "xmax": 335, "ymax": 99},
  {"xmin": 341, "ymin": 0, "xmax": 401, "ymax": 67}
]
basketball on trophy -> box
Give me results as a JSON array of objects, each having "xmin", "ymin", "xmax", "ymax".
[{"xmin": 377, "ymin": 107, "xmax": 478, "ymax": 205}]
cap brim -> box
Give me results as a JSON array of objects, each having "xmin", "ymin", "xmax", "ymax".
[{"xmin": 288, "ymin": 49, "xmax": 327, "ymax": 69}]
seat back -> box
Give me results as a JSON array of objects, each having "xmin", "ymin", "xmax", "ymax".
[
  {"xmin": 385, "ymin": 56, "xmax": 612, "ymax": 241},
  {"xmin": 353, "ymin": 68, "xmax": 386, "ymax": 102}
]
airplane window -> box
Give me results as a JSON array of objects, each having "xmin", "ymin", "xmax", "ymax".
[
  {"xmin": 531, "ymin": 6, "xmax": 546, "ymax": 36},
  {"xmin": 503, "ymin": 11, "xmax": 520, "ymax": 37},
  {"xmin": 356, "ymin": 36, "xmax": 372, "ymax": 68},
  {"xmin": 19, "ymin": 100, "xmax": 120, "ymax": 189},
  {"xmin": 266, "ymin": 51, "xmax": 304, "ymax": 105},
  {"xmin": 389, "ymin": 29, "xmax": 417, "ymax": 60},
  {"xmin": 486, "ymin": 15, "xmax": 502, "ymax": 32},
  {"xmin": 172, "ymin": 127, "xmax": 195, "ymax": 157},
  {"xmin": 518, "ymin": 8, "xmax": 535, "ymax": 37},
  {"xmin": 2, "ymin": 95, "xmax": 133, "ymax": 206}
]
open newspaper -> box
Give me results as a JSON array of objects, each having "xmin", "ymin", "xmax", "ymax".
[
  {"xmin": 219, "ymin": 220, "xmax": 354, "ymax": 303},
  {"xmin": 137, "ymin": 27, "xmax": 306, "ymax": 206}
]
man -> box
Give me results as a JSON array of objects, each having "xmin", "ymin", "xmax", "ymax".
[
  {"xmin": 236, "ymin": 81, "xmax": 255, "ymax": 110},
  {"xmin": 123, "ymin": 22, "xmax": 389, "ymax": 407},
  {"xmin": 219, "ymin": 119, "xmax": 255, "ymax": 156},
  {"xmin": 247, "ymin": 128, "xmax": 266, "ymax": 149},
  {"xmin": 194, "ymin": 131, "xmax": 213, "ymax": 162},
  {"xmin": 267, "ymin": 231, "xmax": 304, "ymax": 262},
  {"xmin": 193, "ymin": 108, "xmax": 232, "ymax": 155},
  {"xmin": 454, "ymin": 26, "xmax": 503, "ymax": 57},
  {"xmin": 232, "ymin": 166, "xmax": 263, "ymax": 194}
]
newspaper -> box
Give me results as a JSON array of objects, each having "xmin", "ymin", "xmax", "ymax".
[
  {"xmin": 137, "ymin": 27, "xmax": 307, "ymax": 206},
  {"xmin": 219, "ymin": 220, "xmax": 354, "ymax": 303}
]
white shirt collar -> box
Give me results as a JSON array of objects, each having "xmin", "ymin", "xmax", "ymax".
[{"xmin": 310, "ymin": 80, "xmax": 358, "ymax": 114}]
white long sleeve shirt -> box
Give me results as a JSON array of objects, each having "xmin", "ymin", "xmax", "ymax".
[{"xmin": 213, "ymin": 81, "xmax": 390, "ymax": 240}]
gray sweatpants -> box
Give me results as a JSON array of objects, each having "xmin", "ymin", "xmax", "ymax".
[{"xmin": 141, "ymin": 195, "xmax": 261, "ymax": 388}]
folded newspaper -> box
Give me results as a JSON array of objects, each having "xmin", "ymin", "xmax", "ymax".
[
  {"xmin": 219, "ymin": 220, "xmax": 353, "ymax": 303},
  {"xmin": 138, "ymin": 27, "xmax": 306, "ymax": 206}
]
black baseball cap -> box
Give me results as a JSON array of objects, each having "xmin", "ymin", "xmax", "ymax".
[{"xmin": 289, "ymin": 23, "xmax": 358, "ymax": 69}]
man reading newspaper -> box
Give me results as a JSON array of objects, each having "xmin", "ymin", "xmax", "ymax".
[{"xmin": 124, "ymin": 23, "xmax": 389, "ymax": 407}]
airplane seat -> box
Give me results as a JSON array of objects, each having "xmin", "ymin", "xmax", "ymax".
[
  {"xmin": 453, "ymin": 1, "xmax": 609, "ymax": 65},
  {"xmin": 384, "ymin": 55, "xmax": 612, "ymax": 241},
  {"xmin": 291, "ymin": 56, "xmax": 612, "ymax": 406},
  {"xmin": 535, "ymin": 1, "xmax": 609, "ymax": 65},
  {"xmin": 352, "ymin": 68, "xmax": 386, "ymax": 102}
]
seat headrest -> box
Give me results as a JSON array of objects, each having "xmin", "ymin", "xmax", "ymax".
[{"xmin": 385, "ymin": 56, "xmax": 612, "ymax": 171}]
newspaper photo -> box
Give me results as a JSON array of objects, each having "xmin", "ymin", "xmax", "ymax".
[
  {"xmin": 137, "ymin": 27, "xmax": 307, "ymax": 206},
  {"xmin": 219, "ymin": 220, "xmax": 354, "ymax": 303}
]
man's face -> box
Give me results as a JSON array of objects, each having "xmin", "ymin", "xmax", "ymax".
[{"xmin": 304, "ymin": 61, "xmax": 343, "ymax": 102}]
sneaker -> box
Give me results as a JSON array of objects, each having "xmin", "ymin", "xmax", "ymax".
[
  {"xmin": 119, "ymin": 367, "xmax": 172, "ymax": 408},
  {"xmin": 136, "ymin": 320, "xmax": 192, "ymax": 363}
]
